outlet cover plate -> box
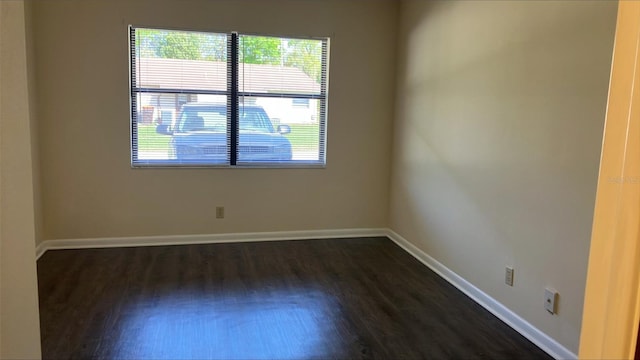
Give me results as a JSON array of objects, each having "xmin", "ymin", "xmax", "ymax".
[
  {"xmin": 505, "ymin": 266, "xmax": 514, "ymax": 286},
  {"xmin": 544, "ymin": 288, "xmax": 557, "ymax": 314}
]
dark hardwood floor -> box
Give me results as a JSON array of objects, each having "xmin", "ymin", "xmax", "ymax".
[{"xmin": 37, "ymin": 237, "xmax": 552, "ymax": 359}]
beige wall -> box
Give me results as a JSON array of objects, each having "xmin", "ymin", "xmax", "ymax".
[
  {"xmin": 32, "ymin": 0, "xmax": 397, "ymax": 241},
  {"xmin": 390, "ymin": 0, "xmax": 616, "ymax": 353},
  {"xmin": 24, "ymin": 0, "xmax": 43, "ymax": 245},
  {"xmin": 0, "ymin": 0, "xmax": 42, "ymax": 357}
]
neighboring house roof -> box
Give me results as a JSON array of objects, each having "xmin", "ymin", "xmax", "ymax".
[{"xmin": 137, "ymin": 57, "xmax": 320, "ymax": 95}]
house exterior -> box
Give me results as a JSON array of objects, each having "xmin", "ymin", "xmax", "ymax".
[{"xmin": 135, "ymin": 57, "xmax": 321, "ymax": 126}]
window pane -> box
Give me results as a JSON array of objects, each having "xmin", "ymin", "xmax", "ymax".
[
  {"xmin": 131, "ymin": 28, "xmax": 328, "ymax": 168},
  {"xmin": 239, "ymin": 35, "xmax": 323, "ymax": 95},
  {"xmin": 135, "ymin": 28, "xmax": 227, "ymax": 92},
  {"xmin": 237, "ymin": 96, "xmax": 323, "ymax": 164},
  {"xmin": 133, "ymin": 93, "xmax": 229, "ymax": 166}
]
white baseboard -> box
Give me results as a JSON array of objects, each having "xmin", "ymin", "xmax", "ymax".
[
  {"xmin": 35, "ymin": 242, "xmax": 47, "ymax": 260},
  {"xmin": 384, "ymin": 229, "xmax": 576, "ymax": 360},
  {"xmin": 35, "ymin": 228, "xmax": 387, "ymax": 260},
  {"xmin": 35, "ymin": 227, "xmax": 572, "ymax": 359}
]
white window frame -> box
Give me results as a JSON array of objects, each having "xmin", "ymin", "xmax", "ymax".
[{"xmin": 129, "ymin": 26, "xmax": 330, "ymax": 168}]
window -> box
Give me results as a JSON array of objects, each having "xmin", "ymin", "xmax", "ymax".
[
  {"xmin": 292, "ymin": 98, "xmax": 310, "ymax": 108},
  {"xmin": 129, "ymin": 27, "xmax": 329, "ymax": 167}
]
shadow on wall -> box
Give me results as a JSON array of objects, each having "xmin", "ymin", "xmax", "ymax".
[{"xmin": 391, "ymin": 0, "xmax": 615, "ymax": 353}]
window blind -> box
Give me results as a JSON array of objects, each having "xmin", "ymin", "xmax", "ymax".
[{"xmin": 130, "ymin": 27, "xmax": 329, "ymax": 167}]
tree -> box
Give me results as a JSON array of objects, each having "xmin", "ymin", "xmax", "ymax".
[
  {"xmin": 136, "ymin": 28, "xmax": 163, "ymax": 58},
  {"xmin": 284, "ymin": 39, "xmax": 323, "ymax": 83},
  {"xmin": 136, "ymin": 30, "xmax": 322, "ymax": 85},
  {"xmin": 158, "ymin": 32, "xmax": 202, "ymax": 60},
  {"xmin": 240, "ymin": 36, "xmax": 282, "ymax": 65},
  {"xmin": 136, "ymin": 29, "xmax": 226, "ymax": 61}
]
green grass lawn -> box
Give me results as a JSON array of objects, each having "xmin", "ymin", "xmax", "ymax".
[
  {"xmin": 285, "ymin": 123, "xmax": 320, "ymax": 151},
  {"xmin": 137, "ymin": 123, "xmax": 320, "ymax": 153},
  {"xmin": 137, "ymin": 125, "xmax": 171, "ymax": 151}
]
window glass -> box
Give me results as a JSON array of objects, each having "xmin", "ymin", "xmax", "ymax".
[{"xmin": 130, "ymin": 28, "xmax": 329, "ymax": 167}]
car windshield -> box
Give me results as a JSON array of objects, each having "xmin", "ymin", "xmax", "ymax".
[{"xmin": 176, "ymin": 107, "xmax": 274, "ymax": 133}]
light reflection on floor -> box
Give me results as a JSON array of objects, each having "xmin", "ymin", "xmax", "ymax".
[{"xmin": 112, "ymin": 288, "xmax": 340, "ymax": 359}]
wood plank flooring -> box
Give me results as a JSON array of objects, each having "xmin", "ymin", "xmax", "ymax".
[{"xmin": 37, "ymin": 237, "xmax": 552, "ymax": 359}]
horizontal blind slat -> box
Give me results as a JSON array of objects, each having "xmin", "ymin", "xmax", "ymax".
[{"xmin": 130, "ymin": 28, "xmax": 329, "ymax": 167}]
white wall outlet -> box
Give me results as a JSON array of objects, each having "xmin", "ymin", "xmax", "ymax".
[
  {"xmin": 505, "ymin": 266, "xmax": 514, "ymax": 286},
  {"xmin": 215, "ymin": 206, "xmax": 224, "ymax": 219},
  {"xmin": 544, "ymin": 288, "xmax": 558, "ymax": 314}
]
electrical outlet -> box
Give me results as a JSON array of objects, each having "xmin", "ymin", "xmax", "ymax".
[
  {"xmin": 216, "ymin": 206, "xmax": 224, "ymax": 219},
  {"xmin": 544, "ymin": 288, "xmax": 558, "ymax": 314},
  {"xmin": 505, "ymin": 266, "xmax": 514, "ymax": 286}
]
